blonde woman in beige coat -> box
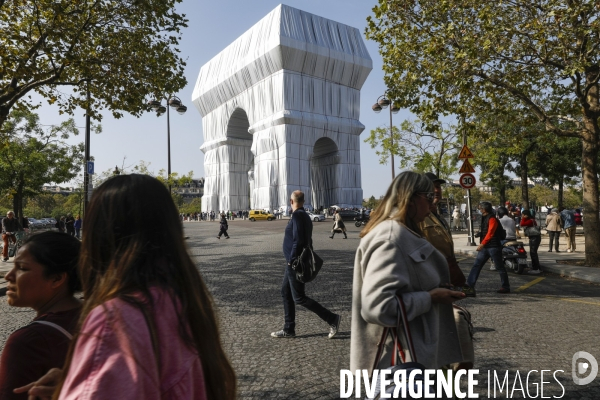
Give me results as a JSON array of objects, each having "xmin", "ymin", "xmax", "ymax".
[
  {"xmin": 350, "ymin": 171, "xmax": 465, "ymax": 374},
  {"xmin": 545, "ymin": 208, "xmax": 563, "ymax": 252},
  {"xmin": 329, "ymin": 210, "xmax": 347, "ymax": 239}
]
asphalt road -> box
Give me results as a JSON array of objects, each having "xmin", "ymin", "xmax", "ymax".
[{"xmin": 1, "ymin": 219, "xmax": 599, "ymax": 399}]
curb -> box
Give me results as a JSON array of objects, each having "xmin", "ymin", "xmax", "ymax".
[
  {"xmin": 454, "ymin": 249, "xmax": 600, "ymax": 285},
  {"xmin": 537, "ymin": 264, "xmax": 600, "ymax": 284}
]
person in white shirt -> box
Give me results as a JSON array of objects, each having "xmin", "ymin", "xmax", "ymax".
[{"xmin": 497, "ymin": 206, "xmax": 517, "ymax": 243}]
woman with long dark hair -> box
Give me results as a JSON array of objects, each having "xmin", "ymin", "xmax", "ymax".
[{"xmin": 17, "ymin": 174, "xmax": 236, "ymax": 399}]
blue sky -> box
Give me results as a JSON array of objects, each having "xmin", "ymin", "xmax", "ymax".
[{"xmin": 36, "ymin": 0, "xmax": 421, "ymax": 198}]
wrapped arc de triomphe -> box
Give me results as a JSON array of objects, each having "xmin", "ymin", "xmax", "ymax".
[{"xmin": 192, "ymin": 5, "xmax": 372, "ymax": 213}]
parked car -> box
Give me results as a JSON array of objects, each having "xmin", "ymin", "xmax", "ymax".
[
  {"xmin": 248, "ymin": 210, "xmax": 275, "ymax": 221},
  {"xmin": 27, "ymin": 218, "xmax": 44, "ymax": 230},
  {"xmin": 306, "ymin": 211, "xmax": 326, "ymax": 222}
]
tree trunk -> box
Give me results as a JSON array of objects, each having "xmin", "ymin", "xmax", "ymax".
[
  {"xmin": 557, "ymin": 178, "xmax": 564, "ymax": 209},
  {"xmin": 520, "ymin": 152, "xmax": 530, "ymax": 210},
  {"xmin": 498, "ymin": 185, "xmax": 506, "ymax": 206},
  {"xmin": 581, "ymin": 126, "xmax": 600, "ymax": 267}
]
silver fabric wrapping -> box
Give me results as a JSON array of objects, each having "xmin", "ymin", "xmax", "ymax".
[{"xmin": 192, "ymin": 5, "xmax": 372, "ymax": 212}]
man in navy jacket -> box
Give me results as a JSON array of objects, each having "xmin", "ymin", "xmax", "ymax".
[{"xmin": 271, "ymin": 190, "xmax": 341, "ymax": 339}]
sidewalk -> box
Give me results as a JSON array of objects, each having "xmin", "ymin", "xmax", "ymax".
[{"xmin": 452, "ymin": 228, "xmax": 600, "ymax": 284}]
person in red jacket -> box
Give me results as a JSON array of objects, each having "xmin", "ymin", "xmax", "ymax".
[{"xmin": 463, "ymin": 202, "xmax": 511, "ymax": 297}]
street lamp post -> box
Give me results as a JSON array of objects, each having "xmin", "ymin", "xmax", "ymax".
[
  {"xmin": 148, "ymin": 96, "xmax": 187, "ymax": 192},
  {"xmin": 372, "ymin": 94, "xmax": 400, "ymax": 179}
]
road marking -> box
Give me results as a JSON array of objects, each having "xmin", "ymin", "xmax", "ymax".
[
  {"xmin": 515, "ymin": 277, "xmax": 545, "ymax": 292},
  {"xmin": 524, "ymin": 294, "xmax": 600, "ymax": 307}
]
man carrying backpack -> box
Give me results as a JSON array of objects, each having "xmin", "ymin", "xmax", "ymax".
[{"xmin": 463, "ymin": 202, "xmax": 511, "ymax": 296}]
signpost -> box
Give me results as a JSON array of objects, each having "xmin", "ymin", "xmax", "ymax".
[
  {"xmin": 458, "ymin": 127, "xmax": 477, "ymax": 246},
  {"xmin": 87, "ymin": 161, "xmax": 94, "ymax": 175}
]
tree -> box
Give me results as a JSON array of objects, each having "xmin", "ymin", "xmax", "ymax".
[
  {"xmin": 364, "ymin": 120, "xmax": 460, "ymax": 179},
  {"xmin": 528, "ymin": 136, "xmax": 581, "ymax": 208},
  {"xmin": 367, "ymin": 0, "xmax": 600, "ymax": 266},
  {"xmin": 0, "ymin": 0, "xmax": 187, "ymax": 129},
  {"xmin": 0, "ymin": 110, "xmax": 83, "ymax": 222},
  {"xmin": 363, "ymin": 125, "xmax": 404, "ymax": 169}
]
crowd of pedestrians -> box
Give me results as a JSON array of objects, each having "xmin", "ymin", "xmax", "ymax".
[{"xmin": 0, "ymin": 171, "xmax": 587, "ymax": 398}]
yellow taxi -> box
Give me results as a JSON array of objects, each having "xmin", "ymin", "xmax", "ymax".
[{"xmin": 248, "ymin": 210, "xmax": 275, "ymax": 221}]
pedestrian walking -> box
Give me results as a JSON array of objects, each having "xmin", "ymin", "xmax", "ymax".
[
  {"xmin": 520, "ymin": 210, "xmax": 542, "ymax": 274},
  {"xmin": 560, "ymin": 207, "xmax": 577, "ymax": 252},
  {"xmin": 545, "ymin": 208, "xmax": 563, "ymax": 252},
  {"xmin": 15, "ymin": 174, "xmax": 235, "ymax": 399},
  {"xmin": 271, "ymin": 190, "xmax": 341, "ymax": 339},
  {"xmin": 65, "ymin": 214, "xmax": 75, "ymax": 236},
  {"xmin": 74, "ymin": 215, "xmax": 82, "ymax": 239},
  {"xmin": 463, "ymin": 202, "xmax": 511, "ymax": 296},
  {"xmin": 1, "ymin": 232, "xmax": 82, "ymax": 399},
  {"xmin": 351, "ymin": 171, "xmax": 464, "ymax": 374},
  {"xmin": 217, "ymin": 213, "xmax": 230, "ymax": 239},
  {"xmin": 329, "ymin": 209, "xmax": 347, "ymax": 239},
  {"xmin": 58, "ymin": 216, "xmax": 66, "ymax": 233},
  {"xmin": 452, "ymin": 206, "xmax": 461, "ymax": 231}
]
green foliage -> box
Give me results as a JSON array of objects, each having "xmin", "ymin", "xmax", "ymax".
[
  {"xmin": 0, "ymin": 0, "xmax": 188, "ymax": 128},
  {"xmin": 364, "ymin": 120, "xmax": 460, "ymax": 178},
  {"xmin": 0, "ymin": 110, "xmax": 83, "ymax": 221},
  {"xmin": 362, "ymin": 195, "xmax": 382, "ymax": 210},
  {"xmin": 364, "ymin": 125, "xmax": 404, "ymax": 166},
  {"xmin": 179, "ymin": 198, "xmax": 202, "ymax": 215}
]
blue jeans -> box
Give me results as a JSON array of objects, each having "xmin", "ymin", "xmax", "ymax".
[
  {"xmin": 281, "ymin": 264, "xmax": 335, "ymax": 333},
  {"xmin": 467, "ymin": 246, "xmax": 510, "ymax": 290}
]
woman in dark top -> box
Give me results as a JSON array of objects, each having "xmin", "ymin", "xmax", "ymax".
[{"xmin": 0, "ymin": 231, "xmax": 81, "ymax": 400}]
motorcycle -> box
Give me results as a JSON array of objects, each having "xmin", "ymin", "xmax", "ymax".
[
  {"xmin": 354, "ymin": 214, "xmax": 369, "ymax": 227},
  {"xmin": 501, "ymin": 240, "xmax": 528, "ymax": 274}
]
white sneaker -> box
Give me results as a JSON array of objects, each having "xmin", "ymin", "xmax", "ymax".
[
  {"xmin": 528, "ymin": 269, "xmax": 541, "ymax": 275},
  {"xmin": 490, "ymin": 265, "xmax": 497, "ymax": 271},
  {"xmin": 567, "ymin": 249, "xmax": 572, "ymax": 253}
]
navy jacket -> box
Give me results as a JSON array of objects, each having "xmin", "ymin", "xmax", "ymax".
[{"xmin": 283, "ymin": 208, "xmax": 312, "ymax": 264}]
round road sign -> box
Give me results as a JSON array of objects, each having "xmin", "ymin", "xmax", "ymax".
[{"xmin": 460, "ymin": 173, "xmax": 476, "ymax": 189}]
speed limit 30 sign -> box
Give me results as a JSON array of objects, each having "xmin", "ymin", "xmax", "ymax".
[{"xmin": 460, "ymin": 173, "xmax": 476, "ymax": 189}]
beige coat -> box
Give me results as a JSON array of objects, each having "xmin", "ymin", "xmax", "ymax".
[
  {"xmin": 332, "ymin": 213, "xmax": 346, "ymax": 232},
  {"xmin": 350, "ymin": 220, "xmax": 462, "ymax": 373},
  {"xmin": 545, "ymin": 212, "xmax": 563, "ymax": 232}
]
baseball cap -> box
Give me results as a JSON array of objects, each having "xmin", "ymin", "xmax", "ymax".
[{"xmin": 424, "ymin": 172, "xmax": 446, "ymax": 184}]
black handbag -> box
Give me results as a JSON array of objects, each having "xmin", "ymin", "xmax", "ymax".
[{"xmin": 291, "ymin": 245, "xmax": 323, "ymax": 283}]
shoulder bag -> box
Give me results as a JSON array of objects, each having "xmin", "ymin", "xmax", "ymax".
[
  {"xmin": 524, "ymin": 225, "xmax": 541, "ymax": 237},
  {"xmin": 291, "ymin": 212, "xmax": 323, "ymax": 283},
  {"xmin": 366, "ymin": 295, "xmax": 445, "ymax": 400}
]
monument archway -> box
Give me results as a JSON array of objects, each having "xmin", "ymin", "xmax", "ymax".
[
  {"xmin": 225, "ymin": 108, "xmax": 253, "ymax": 211},
  {"xmin": 192, "ymin": 5, "xmax": 372, "ymax": 212},
  {"xmin": 310, "ymin": 137, "xmax": 339, "ymax": 210}
]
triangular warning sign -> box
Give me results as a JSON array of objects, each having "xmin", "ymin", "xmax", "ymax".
[
  {"xmin": 459, "ymin": 159, "xmax": 476, "ymax": 173},
  {"xmin": 458, "ymin": 145, "xmax": 474, "ymax": 159}
]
